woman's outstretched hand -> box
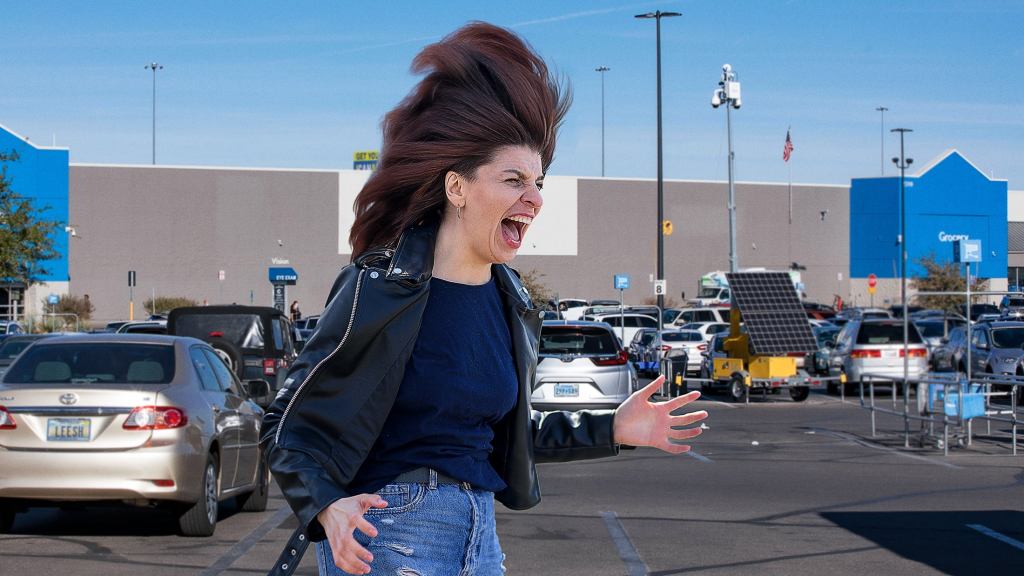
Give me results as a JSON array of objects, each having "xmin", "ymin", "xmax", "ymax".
[
  {"xmin": 317, "ymin": 494, "xmax": 388, "ymax": 574},
  {"xmin": 613, "ymin": 376, "xmax": 708, "ymax": 454}
]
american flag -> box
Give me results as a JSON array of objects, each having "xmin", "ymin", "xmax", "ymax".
[{"xmin": 783, "ymin": 129, "xmax": 794, "ymax": 162}]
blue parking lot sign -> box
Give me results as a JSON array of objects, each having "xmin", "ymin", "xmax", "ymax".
[{"xmin": 614, "ymin": 275, "xmax": 630, "ymax": 290}]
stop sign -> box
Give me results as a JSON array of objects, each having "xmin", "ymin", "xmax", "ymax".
[{"xmin": 868, "ymin": 273, "xmax": 877, "ymax": 288}]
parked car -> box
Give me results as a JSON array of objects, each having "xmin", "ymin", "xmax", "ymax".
[
  {"xmin": 930, "ymin": 326, "xmax": 967, "ymax": 373},
  {"xmin": 580, "ymin": 312, "xmax": 659, "ymax": 348},
  {"xmin": 676, "ymin": 322, "xmax": 730, "ymax": 342},
  {"xmin": 532, "ymin": 321, "xmax": 637, "ymax": 410},
  {"xmin": 810, "ymin": 324, "xmax": 842, "ymax": 376},
  {"xmin": 830, "ymin": 319, "xmax": 928, "ymax": 393},
  {"xmin": 295, "ymin": 314, "xmax": 321, "ymax": 340},
  {"xmin": 914, "ymin": 316, "xmax": 966, "ymax": 357},
  {"xmin": 0, "ymin": 334, "xmax": 60, "ymax": 378},
  {"xmin": 628, "ymin": 327, "xmax": 660, "ymax": 377},
  {"xmin": 963, "ymin": 321, "xmax": 1024, "ymax": 376},
  {"xmin": 659, "ymin": 329, "xmax": 703, "ymax": 376},
  {"xmin": 962, "ymin": 303, "xmax": 1001, "ymax": 321},
  {"xmin": 116, "ymin": 321, "xmax": 168, "ymax": 334},
  {"xmin": 0, "ymin": 334, "xmax": 272, "ymax": 536},
  {"xmin": 999, "ymin": 295, "xmax": 1024, "ymax": 315},
  {"xmin": 698, "ymin": 333, "xmax": 729, "ymax": 392},
  {"xmin": 103, "ymin": 321, "xmax": 129, "ymax": 333},
  {"xmin": 167, "ymin": 306, "xmax": 297, "ymax": 405},
  {"xmin": 671, "ymin": 307, "xmax": 731, "ymax": 326},
  {"xmin": 0, "ymin": 321, "xmax": 25, "ymax": 343}
]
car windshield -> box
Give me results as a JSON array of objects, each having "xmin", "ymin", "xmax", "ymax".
[
  {"xmin": 0, "ymin": 339, "xmax": 37, "ymax": 360},
  {"xmin": 540, "ymin": 326, "xmax": 619, "ymax": 356},
  {"xmin": 173, "ymin": 314, "xmax": 265, "ymax": 348},
  {"xmin": 862, "ymin": 311, "xmax": 890, "ymax": 319},
  {"xmin": 916, "ymin": 322, "xmax": 949, "ymax": 338},
  {"xmin": 991, "ymin": 327, "xmax": 1024, "ymax": 349},
  {"xmin": 1005, "ymin": 298, "xmax": 1024, "ymax": 308},
  {"xmin": 814, "ymin": 327, "xmax": 840, "ymax": 346},
  {"xmin": 662, "ymin": 331, "xmax": 704, "ymax": 342},
  {"xmin": 4, "ymin": 343, "xmax": 176, "ymax": 384},
  {"xmin": 856, "ymin": 323, "xmax": 923, "ymax": 345},
  {"xmin": 698, "ymin": 287, "xmax": 723, "ymax": 298}
]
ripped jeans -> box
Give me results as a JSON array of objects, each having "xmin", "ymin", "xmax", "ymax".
[{"xmin": 315, "ymin": 473, "xmax": 506, "ymax": 576}]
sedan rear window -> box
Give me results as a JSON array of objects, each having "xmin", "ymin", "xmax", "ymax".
[
  {"xmin": 991, "ymin": 327, "xmax": 1024, "ymax": 349},
  {"xmin": 662, "ymin": 331, "xmax": 704, "ymax": 342},
  {"xmin": 0, "ymin": 339, "xmax": 38, "ymax": 360},
  {"xmin": 541, "ymin": 327, "xmax": 620, "ymax": 355},
  {"xmin": 4, "ymin": 343, "xmax": 176, "ymax": 385},
  {"xmin": 856, "ymin": 323, "xmax": 923, "ymax": 345}
]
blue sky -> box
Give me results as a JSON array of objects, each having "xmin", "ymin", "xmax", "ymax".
[{"xmin": 2, "ymin": 1, "xmax": 1022, "ymax": 186}]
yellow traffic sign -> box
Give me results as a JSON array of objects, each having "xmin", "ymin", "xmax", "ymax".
[
  {"xmin": 868, "ymin": 285, "xmax": 877, "ymax": 295},
  {"xmin": 663, "ymin": 220, "xmax": 673, "ymax": 236}
]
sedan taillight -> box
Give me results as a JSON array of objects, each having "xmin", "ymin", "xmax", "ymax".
[
  {"xmin": 591, "ymin": 350, "xmax": 629, "ymax": 366},
  {"xmin": 263, "ymin": 358, "xmax": 277, "ymax": 376},
  {"xmin": 850, "ymin": 349, "xmax": 882, "ymax": 358},
  {"xmin": 658, "ymin": 345, "xmax": 672, "ymax": 351},
  {"xmin": 900, "ymin": 348, "xmax": 928, "ymax": 358},
  {"xmin": 123, "ymin": 406, "xmax": 188, "ymax": 430},
  {"xmin": 0, "ymin": 406, "xmax": 16, "ymax": 430}
]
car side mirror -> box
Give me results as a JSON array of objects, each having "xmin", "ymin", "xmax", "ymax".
[{"xmin": 242, "ymin": 379, "xmax": 272, "ymax": 405}]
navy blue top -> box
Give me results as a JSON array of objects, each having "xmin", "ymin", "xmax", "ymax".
[{"xmin": 348, "ymin": 274, "xmax": 519, "ymax": 494}]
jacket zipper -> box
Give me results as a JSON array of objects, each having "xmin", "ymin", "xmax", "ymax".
[{"xmin": 275, "ymin": 267, "xmax": 366, "ymax": 444}]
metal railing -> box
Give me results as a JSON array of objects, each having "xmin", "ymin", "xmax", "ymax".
[{"xmin": 854, "ymin": 372, "xmax": 1020, "ymax": 456}]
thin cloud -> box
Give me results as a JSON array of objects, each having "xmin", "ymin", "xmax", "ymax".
[{"xmin": 511, "ymin": 1, "xmax": 684, "ymax": 28}]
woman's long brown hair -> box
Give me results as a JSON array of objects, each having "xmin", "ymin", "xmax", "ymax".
[{"xmin": 348, "ymin": 22, "xmax": 570, "ymax": 258}]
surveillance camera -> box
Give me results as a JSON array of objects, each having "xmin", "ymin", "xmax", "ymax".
[
  {"xmin": 732, "ymin": 97, "xmax": 742, "ymax": 109},
  {"xmin": 711, "ymin": 91, "xmax": 722, "ymax": 108},
  {"xmin": 906, "ymin": 158, "xmax": 914, "ymax": 165},
  {"xmin": 892, "ymin": 157, "xmax": 899, "ymax": 164},
  {"xmin": 723, "ymin": 63, "xmax": 732, "ymax": 72}
]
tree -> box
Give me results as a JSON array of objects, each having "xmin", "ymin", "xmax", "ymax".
[
  {"xmin": 911, "ymin": 255, "xmax": 987, "ymax": 313},
  {"xmin": 519, "ymin": 269, "xmax": 555, "ymax": 309},
  {"xmin": 0, "ymin": 151, "xmax": 61, "ymax": 287}
]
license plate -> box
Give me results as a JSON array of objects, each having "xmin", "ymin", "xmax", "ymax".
[
  {"xmin": 47, "ymin": 418, "xmax": 91, "ymax": 442},
  {"xmin": 554, "ymin": 383, "xmax": 579, "ymax": 397}
]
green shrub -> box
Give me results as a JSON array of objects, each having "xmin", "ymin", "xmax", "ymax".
[{"xmin": 144, "ymin": 296, "xmax": 199, "ymax": 316}]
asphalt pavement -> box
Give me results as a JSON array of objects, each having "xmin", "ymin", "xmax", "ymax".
[{"xmin": 2, "ymin": 388, "xmax": 1022, "ymax": 575}]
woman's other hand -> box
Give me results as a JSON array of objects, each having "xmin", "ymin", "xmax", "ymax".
[
  {"xmin": 613, "ymin": 376, "xmax": 708, "ymax": 454},
  {"xmin": 316, "ymin": 494, "xmax": 388, "ymax": 574}
]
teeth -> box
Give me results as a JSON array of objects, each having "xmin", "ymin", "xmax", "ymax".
[{"xmin": 506, "ymin": 215, "xmax": 533, "ymax": 225}]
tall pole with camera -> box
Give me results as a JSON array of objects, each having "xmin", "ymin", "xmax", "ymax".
[{"xmin": 712, "ymin": 64, "xmax": 742, "ymax": 274}]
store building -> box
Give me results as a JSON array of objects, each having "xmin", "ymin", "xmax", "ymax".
[{"xmin": 0, "ymin": 122, "xmax": 1018, "ymax": 324}]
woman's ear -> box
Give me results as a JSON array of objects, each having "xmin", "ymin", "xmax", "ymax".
[{"xmin": 445, "ymin": 171, "xmax": 465, "ymax": 209}]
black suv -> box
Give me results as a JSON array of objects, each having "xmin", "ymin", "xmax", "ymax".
[{"xmin": 167, "ymin": 306, "xmax": 297, "ymax": 405}]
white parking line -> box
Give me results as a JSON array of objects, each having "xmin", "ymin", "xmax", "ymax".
[
  {"xmin": 199, "ymin": 504, "xmax": 294, "ymax": 575},
  {"xmin": 967, "ymin": 524, "xmax": 1024, "ymax": 552},
  {"xmin": 600, "ymin": 511, "xmax": 649, "ymax": 576},
  {"xmin": 686, "ymin": 450, "xmax": 713, "ymax": 463}
]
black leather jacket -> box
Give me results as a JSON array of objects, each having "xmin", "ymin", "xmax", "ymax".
[{"xmin": 260, "ymin": 221, "xmax": 620, "ymax": 546}]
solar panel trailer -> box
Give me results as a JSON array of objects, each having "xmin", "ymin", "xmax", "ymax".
[{"xmin": 696, "ymin": 271, "xmax": 845, "ymax": 403}]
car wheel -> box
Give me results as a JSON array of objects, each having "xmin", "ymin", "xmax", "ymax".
[
  {"xmin": 729, "ymin": 375, "xmax": 747, "ymax": 403},
  {"xmin": 790, "ymin": 386, "xmax": 810, "ymax": 402},
  {"xmin": 178, "ymin": 453, "xmax": 219, "ymax": 537},
  {"xmin": 238, "ymin": 458, "xmax": 270, "ymax": 513}
]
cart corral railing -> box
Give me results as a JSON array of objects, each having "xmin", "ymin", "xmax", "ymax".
[{"xmin": 853, "ymin": 372, "xmax": 1021, "ymax": 456}]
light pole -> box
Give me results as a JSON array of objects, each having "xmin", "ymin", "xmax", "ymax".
[
  {"xmin": 712, "ymin": 64, "xmax": 742, "ymax": 273},
  {"xmin": 595, "ymin": 66, "xmax": 610, "ymax": 177},
  {"xmin": 145, "ymin": 62, "xmax": 163, "ymax": 165},
  {"xmin": 891, "ymin": 127, "xmax": 913, "ymax": 445},
  {"xmin": 875, "ymin": 106, "xmax": 888, "ymax": 175},
  {"xmin": 636, "ymin": 10, "xmax": 681, "ymax": 320}
]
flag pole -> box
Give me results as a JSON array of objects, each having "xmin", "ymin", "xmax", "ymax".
[{"xmin": 787, "ymin": 125, "xmax": 793, "ymax": 224}]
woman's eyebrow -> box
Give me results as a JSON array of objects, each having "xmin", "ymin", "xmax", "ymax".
[{"xmin": 501, "ymin": 169, "xmax": 543, "ymax": 180}]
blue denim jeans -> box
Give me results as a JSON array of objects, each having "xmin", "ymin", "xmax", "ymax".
[{"xmin": 315, "ymin": 472, "xmax": 506, "ymax": 576}]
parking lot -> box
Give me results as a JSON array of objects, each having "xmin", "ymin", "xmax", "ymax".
[{"xmin": 2, "ymin": 387, "xmax": 1021, "ymax": 575}]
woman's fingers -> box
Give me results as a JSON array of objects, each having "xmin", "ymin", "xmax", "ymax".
[
  {"xmin": 639, "ymin": 376, "xmax": 665, "ymax": 400},
  {"xmin": 355, "ymin": 516, "xmax": 378, "ymax": 539},
  {"xmin": 668, "ymin": 426, "xmax": 704, "ymax": 441},
  {"xmin": 658, "ymin": 440, "xmax": 692, "ymax": 454},
  {"xmin": 334, "ymin": 537, "xmax": 374, "ymax": 574},
  {"xmin": 663, "ymin": 389, "xmax": 701, "ymax": 409},
  {"xmin": 669, "ymin": 410, "xmax": 709, "ymax": 428}
]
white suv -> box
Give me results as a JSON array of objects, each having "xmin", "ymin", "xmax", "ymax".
[{"xmin": 672, "ymin": 308, "xmax": 731, "ymax": 327}]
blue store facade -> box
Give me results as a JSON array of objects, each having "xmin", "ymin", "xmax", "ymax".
[
  {"xmin": 0, "ymin": 124, "xmax": 70, "ymax": 319},
  {"xmin": 850, "ymin": 150, "xmax": 1008, "ymax": 286}
]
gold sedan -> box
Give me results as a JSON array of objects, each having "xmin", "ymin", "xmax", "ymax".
[{"xmin": 0, "ymin": 334, "xmax": 271, "ymax": 536}]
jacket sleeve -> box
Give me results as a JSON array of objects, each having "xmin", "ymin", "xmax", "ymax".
[
  {"xmin": 531, "ymin": 409, "xmax": 621, "ymax": 463},
  {"xmin": 260, "ymin": 264, "xmax": 358, "ymax": 541}
]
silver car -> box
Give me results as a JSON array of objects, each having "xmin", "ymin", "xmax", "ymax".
[
  {"xmin": 532, "ymin": 321, "xmax": 637, "ymax": 410},
  {"xmin": 834, "ymin": 319, "xmax": 928, "ymax": 385},
  {"xmin": 0, "ymin": 334, "xmax": 270, "ymax": 536},
  {"xmin": 659, "ymin": 329, "xmax": 705, "ymax": 375}
]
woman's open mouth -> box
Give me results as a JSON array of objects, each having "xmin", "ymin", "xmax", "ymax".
[{"xmin": 501, "ymin": 214, "xmax": 533, "ymax": 249}]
